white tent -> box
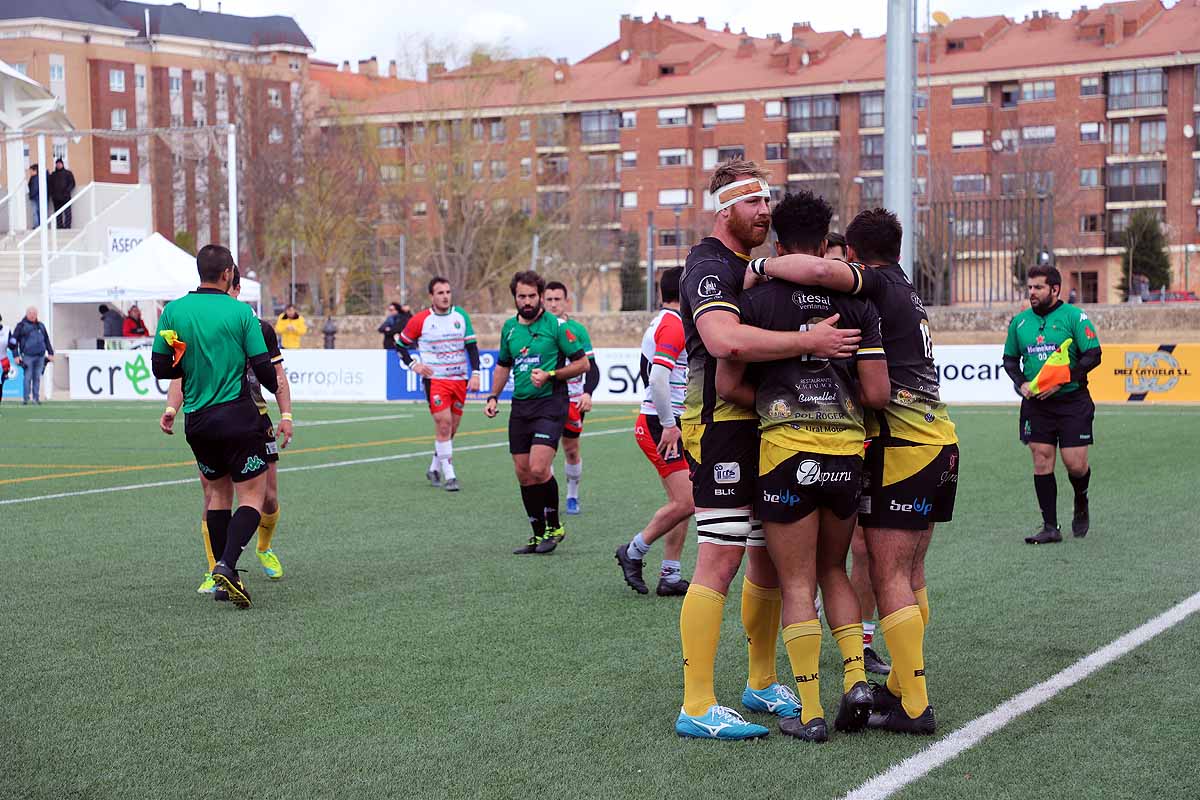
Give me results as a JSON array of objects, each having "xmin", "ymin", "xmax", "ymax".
[{"xmin": 49, "ymin": 232, "xmax": 261, "ymax": 304}]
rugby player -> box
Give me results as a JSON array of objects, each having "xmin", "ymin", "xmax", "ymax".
[
  {"xmin": 162, "ymin": 266, "xmax": 293, "ymax": 593},
  {"xmin": 616, "ymin": 267, "xmax": 691, "ymax": 597},
  {"xmin": 542, "ymin": 281, "xmax": 599, "ymax": 515},
  {"xmin": 485, "ymin": 271, "xmax": 590, "ymax": 554},
  {"xmin": 1003, "ymin": 265, "xmax": 1102, "ymax": 544},
  {"xmin": 717, "ymin": 190, "xmax": 890, "ymax": 742},
  {"xmin": 824, "ymin": 231, "xmax": 847, "ymax": 260},
  {"xmin": 752, "ymin": 207, "xmax": 960, "ymax": 735},
  {"xmin": 674, "ymin": 160, "xmax": 861, "ymax": 740},
  {"xmin": 151, "ymin": 245, "xmax": 279, "ymax": 608},
  {"xmin": 396, "ymin": 277, "xmax": 481, "ymax": 492}
]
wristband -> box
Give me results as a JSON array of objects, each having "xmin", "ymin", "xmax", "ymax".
[
  {"xmin": 164, "ymin": 406, "xmax": 177, "ymax": 416},
  {"xmin": 280, "ymin": 412, "xmax": 293, "ymax": 421},
  {"xmin": 487, "ymin": 394, "xmax": 499, "ymax": 403},
  {"xmin": 749, "ymin": 257, "xmax": 768, "ymax": 276},
  {"xmin": 548, "ymin": 369, "xmax": 557, "ymax": 379}
]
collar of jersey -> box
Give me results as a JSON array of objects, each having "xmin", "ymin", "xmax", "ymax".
[
  {"xmin": 431, "ymin": 306, "xmax": 453, "ymax": 316},
  {"xmin": 192, "ymin": 287, "xmax": 225, "ymax": 295},
  {"xmin": 1032, "ymin": 299, "xmax": 1062, "ymax": 317}
]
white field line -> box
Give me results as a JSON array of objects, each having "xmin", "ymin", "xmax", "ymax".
[
  {"xmin": 24, "ymin": 413, "xmax": 415, "ymax": 425},
  {"xmin": 0, "ymin": 426, "xmax": 628, "ymax": 507},
  {"xmin": 294, "ymin": 414, "xmax": 413, "ymax": 426},
  {"xmin": 842, "ymin": 588, "xmax": 1200, "ymax": 800}
]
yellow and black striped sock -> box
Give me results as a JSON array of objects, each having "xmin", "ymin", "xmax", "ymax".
[
  {"xmin": 881, "ymin": 605, "xmax": 929, "ymax": 719},
  {"xmin": 680, "ymin": 585, "xmax": 726, "ymax": 716},
  {"xmin": 783, "ymin": 620, "xmax": 823, "ymax": 723},
  {"xmin": 831, "ymin": 623, "xmax": 867, "ymax": 693},
  {"xmin": 741, "ymin": 577, "xmax": 782, "ymax": 691},
  {"xmin": 256, "ymin": 508, "xmax": 280, "ymax": 553}
]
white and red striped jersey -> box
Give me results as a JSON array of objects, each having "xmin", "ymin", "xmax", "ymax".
[
  {"xmin": 639, "ymin": 308, "xmax": 688, "ymax": 418},
  {"xmin": 399, "ymin": 306, "xmax": 477, "ymax": 380},
  {"xmin": 557, "ymin": 316, "xmax": 595, "ymax": 402}
]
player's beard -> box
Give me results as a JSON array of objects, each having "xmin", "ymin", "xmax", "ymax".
[
  {"xmin": 517, "ymin": 300, "xmax": 542, "ymax": 320},
  {"xmin": 728, "ymin": 209, "xmax": 771, "ymax": 252}
]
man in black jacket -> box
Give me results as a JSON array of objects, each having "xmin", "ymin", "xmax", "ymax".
[
  {"xmin": 11, "ymin": 307, "xmax": 54, "ymax": 405},
  {"xmin": 49, "ymin": 159, "xmax": 76, "ymax": 229}
]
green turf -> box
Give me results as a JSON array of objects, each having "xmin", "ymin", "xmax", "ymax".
[{"xmin": 2, "ymin": 401, "xmax": 1198, "ymax": 800}]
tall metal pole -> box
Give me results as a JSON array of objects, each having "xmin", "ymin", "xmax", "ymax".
[
  {"xmin": 290, "ymin": 238, "xmax": 296, "ymax": 305},
  {"xmin": 646, "ymin": 211, "xmax": 656, "ymax": 311},
  {"xmin": 37, "ymin": 133, "xmax": 51, "ymax": 397},
  {"xmin": 227, "ymin": 124, "xmax": 238, "ymax": 258},
  {"xmin": 884, "ymin": 0, "xmax": 915, "ymax": 278},
  {"xmin": 398, "ymin": 233, "xmax": 407, "ymax": 306},
  {"xmin": 530, "ymin": 232, "xmax": 540, "ymax": 272}
]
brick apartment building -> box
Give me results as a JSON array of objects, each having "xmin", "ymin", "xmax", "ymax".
[{"xmin": 346, "ymin": 0, "xmax": 1200, "ymax": 306}]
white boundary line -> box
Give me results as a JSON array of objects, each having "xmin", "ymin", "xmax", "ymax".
[
  {"xmin": 842, "ymin": 588, "xmax": 1200, "ymax": 800},
  {"xmin": 0, "ymin": 427, "xmax": 627, "ymax": 507}
]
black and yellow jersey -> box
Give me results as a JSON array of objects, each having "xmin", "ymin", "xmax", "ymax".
[
  {"xmin": 679, "ymin": 237, "xmax": 757, "ymax": 424},
  {"xmin": 847, "ymin": 262, "xmax": 957, "ymax": 445},
  {"xmin": 246, "ymin": 320, "xmax": 284, "ymax": 415},
  {"xmin": 739, "ymin": 280, "xmax": 886, "ymax": 469}
]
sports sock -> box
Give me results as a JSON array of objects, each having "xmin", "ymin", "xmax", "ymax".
[
  {"xmin": 256, "ymin": 508, "xmax": 280, "ymax": 553},
  {"xmin": 565, "ymin": 460, "xmax": 582, "ymax": 500},
  {"xmin": 435, "ymin": 439, "xmax": 456, "ymax": 481},
  {"xmin": 627, "ymin": 531, "xmax": 650, "ymax": 560},
  {"xmin": 862, "ymin": 620, "xmax": 876, "ymax": 647},
  {"xmin": 542, "ymin": 477, "xmax": 561, "ymax": 530},
  {"xmin": 741, "ymin": 577, "xmax": 782, "ymax": 691},
  {"xmin": 680, "ymin": 584, "xmax": 726, "ymax": 716},
  {"xmin": 219, "ymin": 506, "xmax": 262, "ymax": 570},
  {"xmin": 782, "ymin": 620, "xmax": 823, "ymax": 723},
  {"xmin": 201, "ymin": 520, "xmax": 216, "ymax": 572},
  {"xmin": 914, "ymin": 586, "xmax": 930, "ymax": 626},
  {"xmin": 1069, "ymin": 469, "xmax": 1090, "ymax": 506},
  {"xmin": 832, "ymin": 623, "xmax": 867, "ymax": 692},
  {"xmin": 205, "ymin": 510, "xmax": 231, "ymax": 571},
  {"xmin": 1034, "ymin": 472, "xmax": 1057, "ymax": 527},
  {"xmin": 660, "ymin": 559, "xmax": 682, "ymax": 583},
  {"xmin": 429, "ymin": 453, "xmax": 440, "ymax": 474},
  {"xmin": 880, "ymin": 605, "xmax": 929, "ymax": 719},
  {"xmin": 519, "ymin": 484, "xmax": 546, "ymax": 537}
]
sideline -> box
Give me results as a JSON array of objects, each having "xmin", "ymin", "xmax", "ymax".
[
  {"xmin": 841, "ymin": 588, "xmax": 1200, "ymax": 800},
  {"xmin": 0, "ymin": 426, "xmax": 630, "ymax": 507}
]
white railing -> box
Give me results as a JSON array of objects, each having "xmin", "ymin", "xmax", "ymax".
[{"xmin": 17, "ymin": 183, "xmax": 140, "ymax": 289}]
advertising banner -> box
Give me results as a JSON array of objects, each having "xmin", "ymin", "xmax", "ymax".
[
  {"xmin": 106, "ymin": 227, "xmax": 147, "ymax": 258},
  {"xmin": 932, "ymin": 344, "xmax": 1014, "ymax": 404},
  {"xmin": 68, "ymin": 350, "xmax": 173, "ymax": 399},
  {"xmin": 271, "ymin": 349, "xmax": 387, "ymax": 401},
  {"xmin": 1086, "ymin": 344, "xmax": 1200, "ymax": 403}
]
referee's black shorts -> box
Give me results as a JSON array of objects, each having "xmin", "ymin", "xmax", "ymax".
[
  {"xmin": 185, "ymin": 398, "xmax": 271, "ymax": 482},
  {"xmin": 508, "ymin": 395, "xmax": 569, "ymax": 454},
  {"xmin": 1019, "ymin": 389, "xmax": 1096, "ymax": 449}
]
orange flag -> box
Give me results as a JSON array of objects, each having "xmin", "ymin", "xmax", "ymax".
[
  {"xmin": 159, "ymin": 329, "xmax": 187, "ymax": 367},
  {"xmin": 1029, "ymin": 337, "xmax": 1073, "ymax": 394}
]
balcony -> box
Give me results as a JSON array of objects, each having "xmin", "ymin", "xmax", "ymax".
[
  {"xmin": 1105, "ymin": 183, "xmax": 1166, "ymax": 204},
  {"xmin": 788, "ymin": 115, "xmax": 839, "ymax": 134},
  {"xmin": 1107, "ymin": 90, "xmax": 1167, "ymax": 112},
  {"xmin": 860, "ymin": 153, "xmax": 883, "ymax": 171},
  {"xmin": 787, "ymin": 154, "xmax": 836, "ymax": 175},
  {"xmin": 581, "ymin": 128, "xmax": 620, "ymax": 146}
]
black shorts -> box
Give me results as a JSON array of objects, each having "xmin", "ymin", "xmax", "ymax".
[
  {"xmin": 756, "ymin": 448, "xmax": 863, "ymax": 523},
  {"xmin": 860, "ymin": 436, "xmax": 958, "ymax": 531},
  {"xmin": 508, "ymin": 395, "xmax": 568, "ymax": 454},
  {"xmin": 261, "ymin": 414, "xmax": 280, "ymax": 464},
  {"xmin": 184, "ymin": 398, "xmax": 271, "ymax": 483},
  {"xmin": 683, "ymin": 418, "xmax": 758, "ymax": 509},
  {"xmin": 1020, "ymin": 390, "xmax": 1096, "ymax": 448}
]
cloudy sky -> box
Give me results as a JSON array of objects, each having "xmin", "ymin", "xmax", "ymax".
[{"xmin": 208, "ymin": 0, "xmax": 1168, "ymax": 72}]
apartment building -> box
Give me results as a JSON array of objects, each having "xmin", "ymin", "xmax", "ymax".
[{"xmin": 348, "ymin": 1, "xmax": 1200, "ymax": 305}]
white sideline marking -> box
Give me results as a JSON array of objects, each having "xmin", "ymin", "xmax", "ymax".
[
  {"xmin": 26, "ymin": 413, "xmax": 415, "ymax": 425},
  {"xmin": 842, "ymin": 588, "xmax": 1200, "ymax": 800},
  {"xmin": 294, "ymin": 414, "xmax": 413, "ymax": 427},
  {"xmin": 0, "ymin": 426, "xmax": 627, "ymax": 507}
]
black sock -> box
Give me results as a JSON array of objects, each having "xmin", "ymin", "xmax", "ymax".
[
  {"xmin": 1069, "ymin": 469, "xmax": 1091, "ymax": 507},
  {"xmin": 220, "ymin": 506, "xmax": 262, "ymax": 569},
  {"xmin": 520, "ymin": 484, "xmax": 546, "ymax": 537},
  {"xmin": 206, "ymin": 509, "xmax": 231, "ymax": 565},
  {"xmin": 1033, "ymin": 473, "xmax": 1057, "ymax": 527},
  {"xmin": 542, "ymin": 476, "xmax": 561, "ymax": 530}
]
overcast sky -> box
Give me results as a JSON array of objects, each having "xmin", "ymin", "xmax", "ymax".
[{"xmin": 206, "ymin": 0, "xmax": 1172, "ymax": 73}]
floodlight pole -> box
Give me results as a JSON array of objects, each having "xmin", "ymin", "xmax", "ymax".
[
  {"xmin": 38, "ymin": 133, "xmax": 52, "ymax": 396},
  {"xmin": 884, "ymin": 0, "xmax": 916, "ymax": 278},
  {"xmin": 227, "ymin": 124, "xmax": 239, "ymax": 259}
]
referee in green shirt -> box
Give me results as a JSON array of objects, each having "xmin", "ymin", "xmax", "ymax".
[
  {"xmin": 1003, "ymin": 264, "xmax": 1102, "ymax": 544},
  {"xmin": 152, "ymin": 244, "xmax": 280, "ymax": 607},
  {"xmin": 485, "ymin": 270, "xmax": 590, "ymax": 555}
]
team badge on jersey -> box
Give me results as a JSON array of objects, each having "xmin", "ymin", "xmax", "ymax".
[
  {"xmin": 698, "ymin": 276, "xmax": 721, "ymax": 298},
  {"xmin": 768, "ymin": 399, "xmax": 791, "ymax": 419}
]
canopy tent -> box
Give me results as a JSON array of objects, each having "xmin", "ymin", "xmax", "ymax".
[{"xmin": 49, "ymin": 232, "xmax": 260, "ymax": 304}]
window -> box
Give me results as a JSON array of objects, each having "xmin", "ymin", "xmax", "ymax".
[
  {"xmin": 1080, "ymin": 168, "xmax": 1100, "ymax": 187},
  {"xmin": 715, "ymin": 103, "xmax": 745, "ymax": 122},
  {"xmin": 450, "ymin": 120, "xmax": 464, "ymax": 142},
  {"xmin": 951, "ymin": 130, "xmax": 985, "ymax": 149},
  {"xmin": 657, "ymin": 107, "xmax": 689, "ymax": 127},
  {"xmin": 1139, "ymin": 119, "xmax": 1166, "ymax": 153},
  {"xmin": 412, "ymin": 163, "xmax": 426, "ymax": 179},
  {"xmin": 913, "ymin": 132, "xmax": 928, "ymax": 152},
  {"xmin": 1000, "ymin": 84, "xmax": 1019, "ymax": 108},
  {"xmin": 472, "ymin": 160, "xmax": 484, "ymax": 179},
  {"xmin": 169, "ymin": 75, "xmax": 182, "ymax": 95},
  {"xmin": 109, "ymin": 69, "xmax": 125, "ymax": 92},
  {"xmin": 1111, "ymin": 121, "xmax": 1130, "ymax": 154},
  {"xmin": 950, "ymin": 85, "xmax": 985, "ymax": 105},
  {"xmin": 658, "ymin": 148, "xmax": 691, "ymax": 167},
  {"xmin": 109, "ymin": 147, "xmax": 130, "ymax": 174},
  {"xmin": 581, "ymin": 110, "xmax": 620, "ymax": 145},
  {"xmin": 1021, "ymin": 80, "xmax": 1055, "ymax": 101},
  {"xmin": 491, "ymin": 160, "xmax": 506, "ymax": 180},
  {"xmin": 490, "ymin": 119, "xmax": 506, "ymax": 141},
  {"xmin": 1079, "ymin": 122, "xmax": 1102, "ymax": 143},
  {"xmin": 659, "ymin": 228, "xmax": 694, "ymax": 249},
  {"xmin": 1022, "ymin": 125, "xmax": 1055, "ymax": 145},
  {"xmin": 378, "ymin": 126, "xmax": 399, "ymax": 147},
  {"xmin": 860, "ymin": 134, "xmax": 883, "ymax": 169},
  {"xmin": 1107, "ymin": 68, "xmax": 1166, "ymax": 111},
  {"xmin": 787, "ymin": 95, "xmax": 839, "ymax": 132},
  {"xmin": 860, "ymin": 176, "xmax": 883, "ymax": 202},
  {"xmin": 413, "ymin": 123, "xmax": 426, "ymax": 143},
  {"xmin": 519, "ymin": 119, "xmax": 531, "ymax": 140},
  {"xmin": 520, "ymin": 157, "xmax": 532, "ymax": 178},
  {"xmin": 1030, "ymin": 171, "xmax": 1054, "ymax": 194},
  {"xmin": 765, "ymin": 142, "xmax": 786, "ymax": 161},
  {"xmin": 435, "ymin": 124, "xmax": 448, "ymax": 145},
  {"xmin": 621, "ymin": 150, "xmax": 637, "ymax": 169},
  {"xmin": 788, "ymin": 138, "xmax": 836, "ymax": 172},
  {"xmin": 12, "ymin": 63, "xmax": 26, "ymax": 76},
  {"xmin": 954, "ymin": 218, "xmax": 989, "ymax": 237},
  {"xmin": 452, "ymin": 161, "xmax": 464, "ymax": 178},
  {"xmin": 620, "ymin": 110, "xmax": 637, "ymax": 129},
  {"xmin": 137, "ymin": 73, "xmax": 146, "ymax": 90},
  {"xmin": 520, "ymin": 197, "xmax": 533, "ymax": 216},
  {"xmin": 999, "ymin": 128, "xmax": 1019, "ymax": 152},
  {"xmin": 764, "ymin": 100, "xmax": 783, "ymax": 118},
  {"xmin": 110, "ymin": 108, "xmax": 127, "ymax": 131},
  {"xmin": 268, "ymin": 88, "xmax": 282, "ymax": 108},
  {"xmin": 1000, "ymin": 173, "xmax": 1019, "ymax": 196},
  {"xmin": 1080, "ymin": 214, "xmax": 1102, "ymax": 233},
  {"xmin": 717, "ymin": 145, "xmax": 745, "ymax": 163},
  {"xmin": 193, "ymin": 76, "xmax": 205, "ymax": 95},
  {"xmin": 859, "ymin": 92, "xmax": 884, "ymax": 127},
  {"xmin": 413, "ymin": 201, "xmax": 427, "ymax": 218},
  {"xmin": 170, "ymin": 112, "xmax": 183, "ymax": 128},
  {"xmin": 380, "ymin": 164, "xmax": 403, "ymax": 183},
  {"xmin": 658, "ymin": 188, "xmax": 692, "ymax": 207},
  {"xmin": 622, "ymin": 191, "xmax": 637, "ymax": 209},
  {"xmin": 1080, "ymin": 76, "xmax": 1101, "ymax": 96},
  {"xmin": 952, "ymin": 173, "xmax": 988, "ymax": 194},
  {"xmin": 49, "ymin": 63, "xmax": 65, "ymax": 82},
  {"xmin": 193, "ymin": 107, "xmax": 206, "ymax": 127},
  {"xmin": 472, "ymin": 120, "xmax": 484, "ymax": 141},
  {"xmin": 268, "ymin": 126, "xmax": 283, "ymax": 144},
  {"xmin": 289, "ymin": 59, "xmax": 301, "ymax": 72}
]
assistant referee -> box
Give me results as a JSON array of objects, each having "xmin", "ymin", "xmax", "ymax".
[{"xmin": 152, "ymin": 244, "xmax": 279, "ymax": 607}]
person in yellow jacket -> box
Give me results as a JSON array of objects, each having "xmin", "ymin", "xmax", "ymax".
[{"xmin": 275, "ymin": 305, "xmax": 308, "ymax": 349}]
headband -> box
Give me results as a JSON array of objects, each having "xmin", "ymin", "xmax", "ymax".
[{"xmin": 710, "ymin": 177, "xmax": 770, "ymax": 213}]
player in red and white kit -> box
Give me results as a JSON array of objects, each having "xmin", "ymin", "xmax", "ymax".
[
  {"xmin": 615, "ymin": 267, "xmax": 692, "ymax": 596},
  {"xmin": 395, "ymin": 276, "xmax": 480, "ymax": 492}
]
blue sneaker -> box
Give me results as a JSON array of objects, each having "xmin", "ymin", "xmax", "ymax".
[
  {"xmin": 675, "ymin": 705, "xmax": 769, "ymax": 740},
  {"xmin": 565, "ymin": 497, "xmax": 581, "ymax": 515},
  {"xmin": 742, "ymin": 683, "xmax": 802, "ymax": 718}
]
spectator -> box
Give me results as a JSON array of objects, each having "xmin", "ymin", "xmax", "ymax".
[
  {"xmin": 1068, "ymin": 287, "xmax": 1078, "ymax": 305},
  {"xmin": 11, "ymin": 306, "xmax": 54, "ymax": 405},
  {"xmin": 123, "ymin": 305, "xmax": 149, "ymax": 337},
  {"xmin": 275, "ymin": 304, "xmax": 308, "ymax": 349},
  {"xmin": 0, "ymin": 312, "xmax": 11, "ymax": 407},
  {"xmin": 28, "ymin": 164, "xmax": 41, "ymax": 228},
  {"xmin": 377, "ymin": 301, "xmax": 404, "ymax": 349},
  {"xmin": 99, "ymin": 304, "xmax": 125, "ymax": 338},
  {"xmin": 48, "ymin": 158, "xmax": 76, "ymax": 229}
]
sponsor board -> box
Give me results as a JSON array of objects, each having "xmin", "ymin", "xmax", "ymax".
[
  {"xmin": 931, "ymin": 345, "xmax": 1014, "ymax": 404},
  {"xmin": 68, "ymin": 351, "xmax": 174, "ymax": 399},
  {"xmin": 1088, "ymin": 344, "xmax": 1200, "ymax": 403},
  {"xmin": 107, "ymin": 227, "xmax": 147, "ymax": 258}
]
